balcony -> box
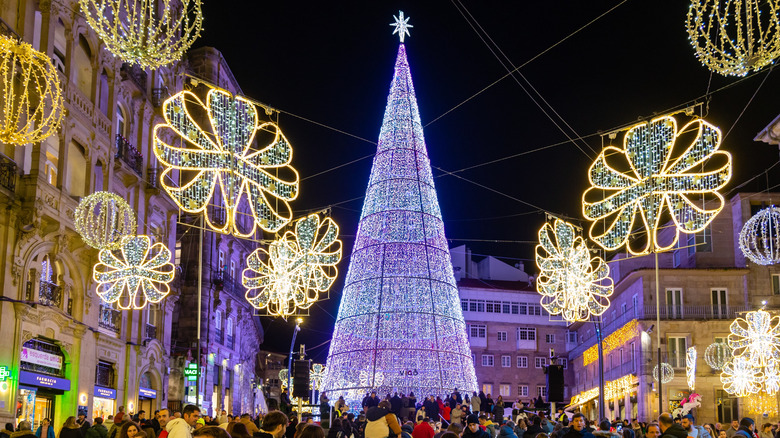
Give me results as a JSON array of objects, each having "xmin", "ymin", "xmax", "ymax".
[
  {"xmin": 145, "ymin": 323, "xmax": 157, "ymax": 341},
  {"xmin": 99, "ymin": 305, "xmax": 121, "ymax": 333},
  {"xmin": 121, "ymin": 63, "xmax": 147, "ymax": 92},
  {"xmin": 215, "ymin": 328, "xmax": 224, "ymax": 345},
  {"xmin": 146, "ymin": 167, "xmax": 161, "ymax": 190},
  {"xmin": 0, "ymin": 153, "xmax": 18, "ymax": 192},
  {"xmin": 39, "ymin": 281, "xmax": 62, "ymax": 307},
  {"xmin": 115, "ymin": 135, "xmax": 143, "ymax": 175},
  {"xmin": 152, "ymin": 88, "xmax": 170, "ymax": 108},
  {"xmin": 226, "ymin": 333, "xmax": 235, "ymax": 349}
]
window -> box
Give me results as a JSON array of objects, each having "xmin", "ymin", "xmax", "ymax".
[
  {"xmin": 517, "ymin": 356, "xmax": 528, "ymax": 368},
  {"xmin": 218, "ymin": 250, "xmax": 225, "ymax": 270},
  {"xmin": 215, "ymin": 311, "xmax": 222, "ymax": 330},
  {"xmin": 511, "ymin": 303, "xmax": 519, "ymax": 314},
  {"xmin": 469, "ymin": 300, "xmax": 485, "ymax": 312},
  {"xmin": 773, "ymin": 274, "xmax": 780, "ymax": 295},
  {"xmin": 502, "ymin": 302, "xmax": 511, "ymax": 314},
  {"xmin": 711, "ymin": 289, "xmax": 728, "ymax": 319},
  {"xmin": 673, "ymin": 246, "xmax": 681, "ymax": 268},
  {"xmin": 696, "ymin": 227, "xmax": 712, "ymax": 252},
  {"xmin": 174, "ymin": 241, "xmax": 182, "ymax": 265},
  {"xmin": 517, "ymin": 385, "xmax": 529, "ymax": 397},
  {"xmin": 537, "ymin": 386, "xmax": 547, "ymax": 398},
  {"xmin": 633, "ymin": 295, "xmax": 639, "ymax": 317},
  {"xmin": 518, "ymin": 328, "xmax": 536, "ymax": 341},
  {"xmin": 482, "ymin": 355, "xmax": 494, "ymax": 367},
  {"xmin": 666, "ymin": 288, "xmax": 683, "ymax": 319},
  {"xmin": 559, "ymin": 358, "xmax": 568, "ymax": 369},
  {"xmin": 499, "ymin": 384, "xmax": 511, "ymax": 397},
  {"xmin": 482, "ymin": 384, "xmax": 493, "ymax": 395},
  {"xmin": 620, "ymin": 348, "xmax": 624, "ymax": 364},
  {"xmin": 631, "ymin": 342, "xmax": 637, "ymax": 371},
  {"xmin": 528, "ymin": 304, "xmax": 542, "ymax": 316},
  {"xmin": 668, "ymin": 336, "xmax": 687, "ymax": 368},
  {"xmin": 545, "ymin": 334, "xmax": 555, "ymax": 344},
  {"xmin": 687, "ymin": 233, "xmax": 696, "ymax": 257},
  {"xmin": 497, "ymin": 331, "xmax": 507, "ymax": 341},
  {"xmin": 501, "ymin": 355, "xmax": 511, "ymax": 367},
  {"xmin": 470, "ymin": 324, "xmax": 487, "ymax": 339},
  {"xmin": 566, "ymin": 331, "xmax": 577, "ymax": 344},
  {"xmin": 621, "ymin": 303, "xmax": 627, "ymax": 314},
  {"xmin": 230, "ymin": 261, "xmax": 236, "ymax": 280},
  {"xmin": 95, "ymin": 360, "xmax": 115, "ymax": 388},
  {"xmin": 518, "ymin": 303, "xmax": 527, "ymax": 315},
  {"xmin": 461, "ymin": 299, "xmax": 469, "ymax": 311},
  {"xmin": 535, "ymin": 357, "xmax": 546, "ymax": 368},
  {"xmin": 471, "ymin": 354, "xmax": 476, "ymax": 364}
]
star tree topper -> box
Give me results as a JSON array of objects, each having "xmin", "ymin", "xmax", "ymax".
[{"xmin": 390, "ymin": 11, "xmax": 413, "ymax": 43}]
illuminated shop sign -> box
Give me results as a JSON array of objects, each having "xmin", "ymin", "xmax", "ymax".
[
  {"xmin": 138, "ymin": 387, "xmax": 156, "ymax": 399},
  {"xmin": 20, "ymin": 348, "xmax": 62, "ymax": 370},
  {"xmin": 19, "ymin": 371, "xmax": 70, "ymax": 391},
  {"xmin": 94, "ymin": 386, "xmax": 117, "ymax": 399}
]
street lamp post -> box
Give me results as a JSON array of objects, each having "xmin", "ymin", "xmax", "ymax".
[{"xmin": 287, "ymin": 318, "xmax": 302, "ymax": 407}]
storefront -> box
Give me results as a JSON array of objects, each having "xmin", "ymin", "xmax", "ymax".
[
  {"xmin": 16, "ymin": 371, "xmax": 71, "ymax": 429},
  {"xmin": 93, "ymin": 387, "xmax": 116, "ymax": 420},
  {"xmin": 138, "ymin": 387, "xmax": 157, "ymax": 415}
]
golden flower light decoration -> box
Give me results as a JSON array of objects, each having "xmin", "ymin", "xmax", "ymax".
[
  {"xmin": 154, "ymin": 88, "xmax": 299, "ymax": 236},
  {"xmin": 686, "ymin": 346, "xmax": 697, "ymax": 390},
  {"xmin": 721, "ymin": 356, "xmax": 762, "ymax": 397},
  {"xmin": 582, "ymin": 116, "xmax": 732, "ymax": 256},
  {"xmin": 93, "ymin": 235, "xmax": 175, "ymax": 310},
  {"xmin": 74, "ymin": 192, "xmax": 137, "ymax": 250},
  {"xmin": 728, "ymin": 309, "xmax": 780, "ymax": 367},
  {"xmin": 0, "ymin": 35, "xmax": 63, "ymax": 146},
  {"xmin": 535, "ymin": 218, "xmax": 614, "ymax": 322},
  {"xmin": 79, "ymin": 0, "xmax": 203, "ymax": 69},
  {"xmin": 243, "ymin": 213, "xmax": 342, "ymax": 319},
  {"xmin": 687, "ymin": 0, "xmax": 780, "ymax": 77}
]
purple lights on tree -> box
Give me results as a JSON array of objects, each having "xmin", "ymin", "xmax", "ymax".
[{"xmin": 321, "ymin": 44, "xmax": 478, "ymax": 405}]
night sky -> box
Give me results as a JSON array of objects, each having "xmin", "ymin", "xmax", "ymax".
[{"xmin": 196, "ymin": 1, "xmax": 780, "ymax": 360}]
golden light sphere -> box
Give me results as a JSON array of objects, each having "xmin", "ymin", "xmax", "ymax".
[
  {"xmin": 74, "ymin": 192, "xmax": 137, "ymax": 250},
  {"xmin": 0, "ymin": 35, "xmax": 64, "ymax": 146},
  {"xmin": 79, "ymin": 0, "xmax": 204, "ymax": 69}
]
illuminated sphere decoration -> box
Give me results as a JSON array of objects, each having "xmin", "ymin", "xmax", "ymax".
[
  {"xmin": 93, "ymin": 235, "xmax": 175, "ymax": 310},
  {"xmin": 705, "ymin": 342, "xmax": 732, "ymax": 370},
  {"xmin": 243, "ymin": 213, "xmax": 342, "ymax": 319},
  {"xmin": 739, "ymin": 206, "xmax": 780, "ymax": 265},
  {"xmin": 653, "ymin": 363, "xmax": 674, "ymax": 384},
  {"xmin": 687, "ymin": 0, "xmax": 780, "ymax": 77},
  {"xmin": 79, "ymin": 0, "xmax": 204, "ymax": 69},
  {"xmin": 75, "ymin": 192, "xmax": 137, "ymax": 250},
  {"xmin": 535, "ymin": 218, "xmax": 614, "ymax": 322},
  {"xmin": 321, "ymin": 36, "xmax": 478, "ymax": 406},
  {"xmin": 582, "ymin": 116, "xmax": 732, "ymax": 256},
  {"xmin": 0, "ymin": 35, "xmax": 63, "ymax": 146}
]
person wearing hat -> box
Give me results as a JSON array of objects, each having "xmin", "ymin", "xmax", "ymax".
[
  {"xmin": 195, "ymin": 420, "xmax": 205, "ymax": 431},
  {"xmin": 464, "ymin": 416, "xmax": 490, "ymax": 438},
  {"xmin": 734, "ymin": 419, "xmax": 755, "ymax": 438}
]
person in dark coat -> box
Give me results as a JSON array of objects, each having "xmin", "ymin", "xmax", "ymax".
[
  {"xmin": 562, "ymin": 415, "xmax": 594, "ymax": 438},
  {"xmin": 463, "ymin": 416, "xmax": 490, "ymax": 438},
  {"xmin": 734, "ymin": 419, "xmax": 755, "ymax": 438},
  {"xmin": 659, "ymin": 414, "xmax": 690, "ymax": 438},
  {"xmin": 85, "ymin": 419, "xmax": 108, "ymax": 438},
  {"xmin": 391, "ymin": 394, "xmax": 403, "ymax": 417},
  {"xmin": 478, "ymin": 393, "xmax": 487, "ymax": 414},
  {"xmin": 1, "ymin": 424, "xmax": 15, "ymax": 438},
  {"xmin": 526, "ymin": 417, "xmax": 545, "ymax": 438}
]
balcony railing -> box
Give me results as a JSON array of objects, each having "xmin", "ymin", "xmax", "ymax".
[
  {"xmin": 215, "ymin": 328, "xmax": 224, "ymax": 345},
  {"xmin": 121, "ymin": 63, "xmax": 147, "ymax": 91},
  {"xmin": 116, "ymin": 135, "xmax": 143, "ymax": 175},
  {"xmin": 152, "ymin": 88, "xmax": 170, "ymax": 108},
  {"xmin": 0, "ymin": 153, "xmax": 18, "ymax": 192},
  {"xmin": 145, "ymin": 323, "xmax": 157, "ymax": 340},
  {"xmin": 39, "ymin": 281, "xmax": 62, "ymax": 307},
  {"xmin": 99, "ymin": 305, "xmax": 121, "ymax": 333}
]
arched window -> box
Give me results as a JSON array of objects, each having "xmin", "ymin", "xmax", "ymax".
[
  {"xmin": 73, "ymin": 34, "xmax": 93, "ymax": 99},
  {"xmin": 42, "ymin": 136, "xmax": 59, "ymax": 185},
  {"xmin": 98, "ymin": 70, "xmax": 110, "ymax": 115},
  {"xmin": 116, "ymin": 106, "xmax": 126, "ymax": 138},
  {"xmin": 38, "ymin": 255, "xmax": 61, "ymax": 308},
  {"xmin": 65, "ymin": 141, "xmax": 87, "ymax": 197},
  {"xmin": 52, "ymin": 19, "xmax": 66, "ymax": 73},
  {"xmin": 94, "ymin": 159, "xmax": 104, "ymax": 192}
]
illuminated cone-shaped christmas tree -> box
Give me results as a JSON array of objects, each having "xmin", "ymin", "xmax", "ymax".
[{"xmin": 322, "ymin": 42, "xmax": 478, "ymax": 405}]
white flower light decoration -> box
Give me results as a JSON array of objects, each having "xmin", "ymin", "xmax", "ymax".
[
  {"xmin": 0, "ymin": 35, "xmax": 63, "ymax": 146},
  {"xmin": 721, "ymin": 356, "xmax": 762, "ymax": 397},
  {"xmin": 687, "ymin": 0, "xmax": 780, "ymax": 77},
  {"xmin": 279, "ymin": 369, "xmax": 292, "ymax": 389},
  {"xmin": 653, "ymin": 363, "xmax": 674, "ymax": 384},
  {"xmin": 154, "ymin": 87, "xmax": 299, "ymax": 236},
  {"xmin": 686, "ymin": 346, "xmax": 697, "ymax": 390},
  {"xmin": 79, "ymin": 0, "xmax": 203, "ymax": 69},
  {"xmin": 75, "ymin": 192, "xmax": 137, "ymax": 250},
  {"xmin": 582, "ymin": 116, "xmax": 732, "ymax": 256},
  {"xmin": 535, "ymin": 218, "xmax": 614, "ymax": 322},
  {"xmin": 243, "ymin": 213, "xmax": 342, "ymax": 319},
  {"xmin": 739, "ymin": 206, "xmax": 780, "ymax": 265},
  {"xmin": 310, "ymin": 364, "xmax": 326, "ymax": 391},
  {"xmin": 728, "ymin": 309, "xmax": 780, "ymax": 367},
  {"xmin": 93, "ymin": 235, "xmax": 175, "ymax": 310},
  {"xmin": 705, "ymin": 342, "xmax": 732, "ymax": 370}
]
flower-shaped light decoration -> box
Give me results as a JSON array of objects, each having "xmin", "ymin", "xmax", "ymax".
[
  {"xmin": 93, "ymin": 235, "xmax": 175, "ymax": 310},
  {"xmin": 765, "ymin": 361, "xmax": 780, "ymax": 395},
  {"xmin": 535, "ymin": 218, "xmax": 614, "ymax": 322},
  {"xmin": 310, "ymin": 364, "xmax": 326, "ymax": 391},
  {"xmin": 721, "ymin": 356, "xmax": 763, "ymax": 397},
  {"xmin": 582, "ymin": 116, "xmax": 732, "ymax": 256},
  {"xmin": 705, "ymin": 342, "xmax": 732, "ymax": 370},
  {"xmin": 79, "ymin": 0, "xmax": 203, "ymax": 70},
  {"xmin": 728, "ymin": 309, "xmax": 780, "ymax": 368},
  {"xmin": 243, "ymin": 213, "xmax": 342, "ymax": 319},
  {"xmin": 75, "ymin": 192, "xmax": 137, "ymax": 250},
  {"xmin": 0, "ymin": 35, "xmax": 63, "ymax": 146},
  {"xmin": 687, "ymin": 0, "xmax": 780, "ymax": 77},
  {"xmin": 744, "ymin": 392, "xmax": 779, "ymax": 417},
  {"xmin": 653, "ymin": 363, "xmax": 674, "ymax": 384},
  {"xmin": 279, "ymin": 369, "xmax": 292, "ymax": 389},
  {"xmin": 739, "ymin": 206, "xmax": 780, "ymax": 265},
  {"xmin": 154, "ymin": 88, "xmax": 299, "ymax": 237},
  {"xmin": 686, "ymin": 346, "xmax": 697, "ymax": 390}
]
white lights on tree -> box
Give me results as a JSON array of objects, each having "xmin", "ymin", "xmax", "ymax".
[
  {"xmin": 154, "ymin": 87, "xmax": 299, "ymax": 237},
  {"xmin": 739, "ymin": 206, "xmax": 780, "ymax": 265},
  {"xmin": 653, "ymin": 363, "xmax": 674, "ymax": 384},
  {"xmin": 93, "ymin": 235, "xmax": 175, "ymax": 310},
  {"xmin": 582, "ymin": 116, "xmax": 732, "ymax": 256},
  {"xmin": 79, "ymin": 0, "xmax": 204, "ymax": 69},
  {"xmin": 535, "ymin": 218, "xmax": 614, "ymax": 322},
  {"xmin": 321, "ymin": 38, "xmax": 478, "ymax": 406},
  {"xmin": 687, "ymin": 0, "xmax": 780, "ymax": 77},
  {"xmin": 75, "ymin": 192, "xmax": 137, "ymax": 250},
  {"xmin": 243, "ymin": 213, "xmax": 342, "ymax": 319},
  {"xmin": 686, "ymin": 347, "xmax": 697, "ymax": 390},
  {"xmin": 704, "ymin": 342, "xmax": 732, "ymax": 370}
]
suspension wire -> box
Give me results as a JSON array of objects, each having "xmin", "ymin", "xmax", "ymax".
[{"xmin": 723, "ymin": 66, "xmax": 774, "ymax": 141}]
